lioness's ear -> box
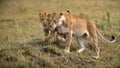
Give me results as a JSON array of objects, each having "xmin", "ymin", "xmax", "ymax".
[{"xmin": 66, "ymin": 10, "xmax": 70, "ymax": 14}]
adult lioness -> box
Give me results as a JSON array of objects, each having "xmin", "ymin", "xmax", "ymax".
[
  {"xmin": 39, "ymin": 12, "xmax": 66, "ymax": 44},
  {"xmin": 48, "ymin": 11, "xmax": 116, "ymax": 59}
]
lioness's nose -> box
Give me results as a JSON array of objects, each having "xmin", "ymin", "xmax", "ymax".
[{"xmin": 50, "ymin": 25, "xmax": 52, "ymax": 28}]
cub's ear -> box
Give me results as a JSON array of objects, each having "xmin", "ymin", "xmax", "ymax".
[
  {"xmin": 44, "ymin": 12, "xmax": 47, "ymax": 14},
  {"xmin": 48, "ymin": 14, "xmax": 51, "ymax": 17},
  {"xmin": 66, "ymin": 10, "xmax": 70, "ymax": 14},
  {"xmin": 39, "ymin": 13, "xmax": 43, "ymax": 21},
  {"xmin": 44, "ymin": 12, "xmax": 49, "ymax": 15},
  {"xmin": 39, "ymin": 13, "xmax": 42, "ymax": 17}
]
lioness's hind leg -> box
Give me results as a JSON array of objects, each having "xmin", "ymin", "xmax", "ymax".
[
  {"xmin": 77, "ymin": 36, "xmax": 85, "ymax": 53},
  {"xmin": 91, "ymin": 37, "xmax": 100, "ymax": 59}
]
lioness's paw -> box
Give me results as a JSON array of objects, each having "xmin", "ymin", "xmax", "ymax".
[
  {"xmin": 64, "ymin": 49, "xmax": 70, "ymax": 53},
  {"xmin": 92, "ymin": 56, "xmax": 99, "ymax": 59},
  {"xmin": 77, "ymin": 48, "xmax": 85, "ymax": 53}
]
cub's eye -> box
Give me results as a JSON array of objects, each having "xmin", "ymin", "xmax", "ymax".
[{"xmin": 53, "ymin": 20, "xmax": 56, "ymax": 22}]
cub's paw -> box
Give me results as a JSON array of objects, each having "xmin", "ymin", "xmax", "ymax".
[{"xmin": 44, "ymin": 39, "xmax": 50, "ymax": 45}]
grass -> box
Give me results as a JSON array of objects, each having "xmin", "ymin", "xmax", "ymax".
[{"xmin": 0, "ymin": 0, "xmax": 120, "ymax": 68}]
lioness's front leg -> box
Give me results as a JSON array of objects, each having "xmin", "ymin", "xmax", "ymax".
[{"xmin": 64, "ymin": 30, "xmax": 72, "ymax": 53}]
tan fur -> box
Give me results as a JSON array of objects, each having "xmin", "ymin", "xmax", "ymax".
[
  {"xmin": 39, "ymin": 12, "xmax": 66, "ymax": 44},
  {"xmin": 39, "ymin": 12, "xmax": 51, "ymax": 36},
  {"xmin": 47, "ymin": 11, "xmax": 116, "ymax": 59}
]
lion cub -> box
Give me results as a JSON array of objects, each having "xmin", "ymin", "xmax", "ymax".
[
  {"xmin": 47, "ymin": 11, "xmax": 116, "ymax": 59},
  {"xmin": 39, "ymin": 12, "xmax": 66, "ymax": 44}
]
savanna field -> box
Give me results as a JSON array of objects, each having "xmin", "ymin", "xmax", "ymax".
[{"xmin": 0, "ymin": 0, "xmax": 120, "ymax": 68}]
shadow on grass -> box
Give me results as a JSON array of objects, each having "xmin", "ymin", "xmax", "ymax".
[
  {"xmin": 18, "ymin": 38, "xmax": 65, "ymax": 49},
  {"xmin": 22, "ymin": 38, "xmax": 60, "ymax": 46},
  {"xmin": 23, "ymin": 38, "xmax": 46, "ymax": 46}
]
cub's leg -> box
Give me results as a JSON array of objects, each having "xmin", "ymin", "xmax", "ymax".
[
  {"xmin": 45, "ymin": 31, "xmax": 55, "ymax": 44},
  {"xmin": 43, "ymin": 29, "xmax": 49, "ymax": 37},
  {"xmin": 56, "ymin": 34, "xmax": 66, "ymax": 43},
  {"xmin": 77, "ymin": 34, "xmax": 86, "ymax": 53}
]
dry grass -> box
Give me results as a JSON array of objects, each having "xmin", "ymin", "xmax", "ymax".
[{"xmin": 0, "ymin": 0, "xmax": 120, "ymax": 68}]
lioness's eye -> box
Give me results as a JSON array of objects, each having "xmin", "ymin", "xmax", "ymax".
[
  {"xmin": 43, "ymin": 24, "xmax": 46, "ymax": 26},
  {"xmin": 43, "ymin": 25, "xmax": 46, "ymax": 27}
]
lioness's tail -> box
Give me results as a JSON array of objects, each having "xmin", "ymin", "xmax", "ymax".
[{"xmin": 96, "ymin": 28, "xmax": 116, "ymax": 43}]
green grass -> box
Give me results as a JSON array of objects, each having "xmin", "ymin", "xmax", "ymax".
[{"xmin": 0, "ymin": 0, "xmax": 120, "ymax": 68}]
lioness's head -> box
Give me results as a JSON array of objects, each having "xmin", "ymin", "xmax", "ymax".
[{"xmin": 48, "ymin": 11, "xmax": 70, "ymax": 31}]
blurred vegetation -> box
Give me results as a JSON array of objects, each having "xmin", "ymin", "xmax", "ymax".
[{"xmin": 0, "ymin": 0, "xmax": 120, "ymax": 68}]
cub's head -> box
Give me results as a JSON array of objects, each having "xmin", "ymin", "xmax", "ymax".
[
  {"xmin": 39, "ymin": 12, "xmax": 51, "ymax": 29},
  {"xmin": 48, "ymin": 11, "xmax": 70, "ymax": 31},
  {"xmin": 39, "ymin": 12, "xmax": 52, "ymax": 36}
]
